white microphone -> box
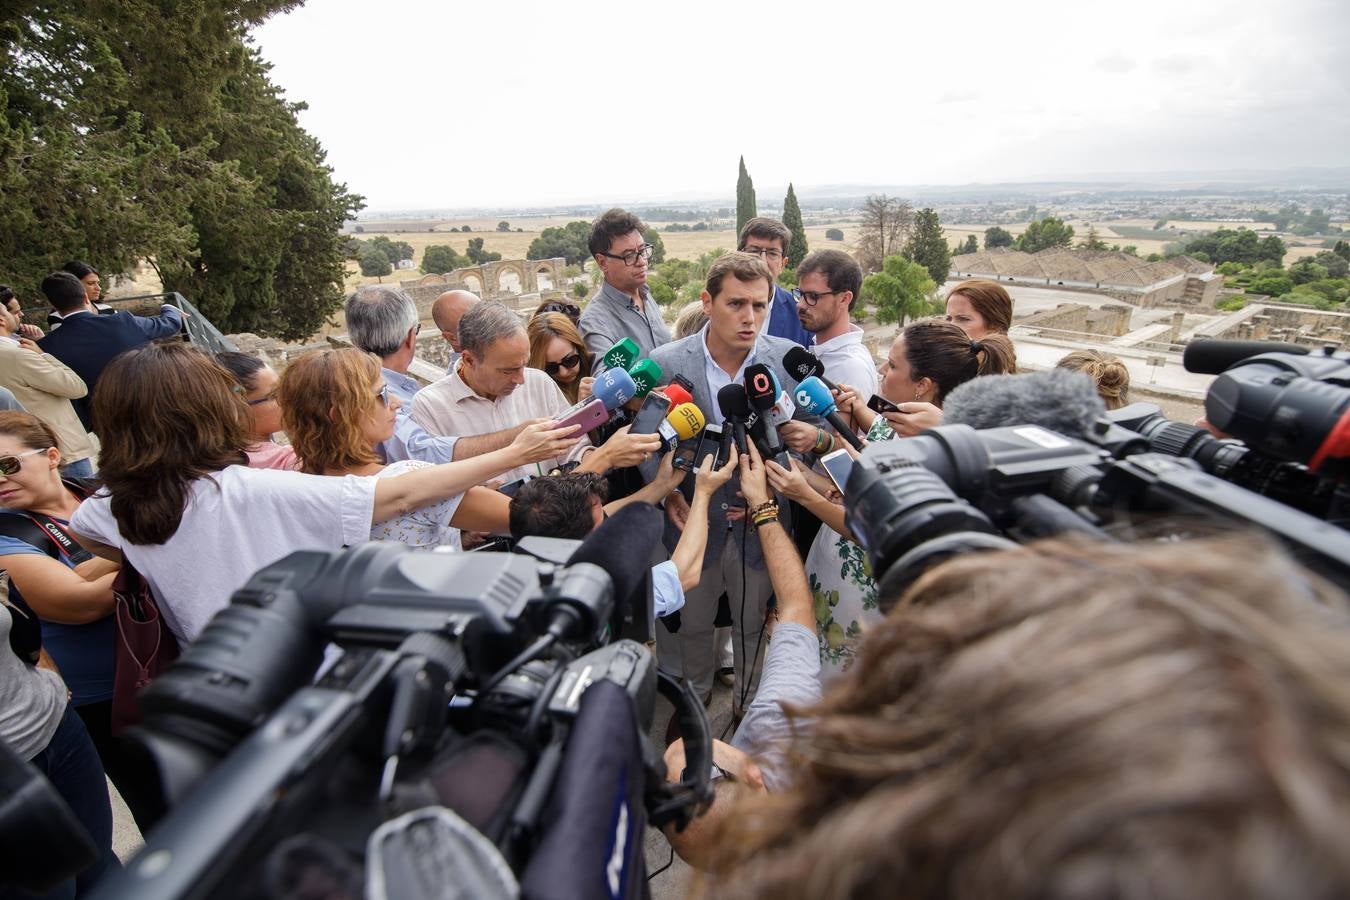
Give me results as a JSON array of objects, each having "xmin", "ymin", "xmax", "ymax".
[{"xmin": 765, "ymin": 390, "xmax": 795, "ymax": 427}]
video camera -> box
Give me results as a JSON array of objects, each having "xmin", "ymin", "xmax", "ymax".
[
  {"xmin": 843, "ymin": 339, "xmax": 1350, "ymax": 608},
  {"xmin": 55, "ymin": 504, "xmax": 714, "ymax": 900}
]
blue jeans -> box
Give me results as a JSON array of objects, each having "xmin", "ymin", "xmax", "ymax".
[
  {"xmin": 58, "ymin": 459, "xmax": 94, "ymax": 479},
  {"xmin": 21, "ymin": 706, "xmax": 118, "ymax": 898}
]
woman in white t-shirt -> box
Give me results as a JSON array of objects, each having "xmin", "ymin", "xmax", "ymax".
[
  {"xmin": 278, "ymin": 347, "xmax": 510, "ymax": 549},
  {"xmin": 69, "ymin": 344, "xmax": 579, "ymax": 643}
]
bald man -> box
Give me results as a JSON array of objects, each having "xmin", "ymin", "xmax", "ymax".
[{"xmin": 432, "ymin": 289, "xmax": 479, "ymax": 370}]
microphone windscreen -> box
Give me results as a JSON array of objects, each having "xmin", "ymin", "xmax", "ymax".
[
  {"xmin": 744, "ymin": 364, "xmax": 777, "ymax": 410},
  {"xmin": 943, "ymin": 370, "xmax": 1105, "ymax": 441},
  {"xmin": 783, "ymin": 346, "xmax": 826, "ymax": 384},
  {"xmin": 593, "ymin": 367, "xmax": 637, "ymax": 410},
  {"xmin": 660, "ymin": 383, "xmax": 693, "ymax": 407},
  {"xmin": 766, "ymin": 390, "xmax": 795, "ymax": 427},
  {"xmin": 601, "ymin": 337, "xmax": 639, "ymax": 372},
  {"xmin": 627, "ymin": 358, "xmax": 663, "ymax": 398},
  {"xmin": 1182, "ymin": 339, "xmax": 1309, "ymax": 375},
  {"xmin": 565, "ymin": 504, "xmax": 662, "ymax": 615},
  {"xmin": 793, "ymin": 376, "xmax": 836, "ymax": 416},
  {"xmin": 717, "ymin": 383, "xmax": 752, "ymax": 421},
  {"xmin": 667, "ymin": 403, "xmax": 705, "ymax": 440}
]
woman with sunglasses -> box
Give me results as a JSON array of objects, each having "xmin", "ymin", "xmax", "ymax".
[
  {"xmin": 0, "ymin": 411, "xmax": 164, "ymax": 832},
  {"xmin": 67, "ymin": 343, "xmax": 577, "ymax": 645},
  {"xmin": 215, "ymin": 351, "xmax": 298, "ymax": 470},
  {"xmin": 528, "ymin": 312, "xmax": 594, "ymax": 405},
  {"xmin": 279, "ymin": 347, "xmax": 512, "ymax": 550}
]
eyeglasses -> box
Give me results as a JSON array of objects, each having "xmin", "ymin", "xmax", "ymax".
[
  {"xmin": 375, "ymin": 383, "xmax": 392, "ymax": 407},
  {"xmin": 743, "ymin": 247, "xmax": 784, "ymax": 261},
  {"xmin": 543, "ymin": 352, "xmax": 581, "ymax": 376},
  {"xmin": 0, "ymin": 447, "xmax": 49, "ymax": 476},
  {"xmin": 535, "ymin": 303, "xmax": 582, "ymax": 325},
  {"xmin": 599, "ymin": 243, "xmax": 654, "ymax": 267},
  {"xmin": 793, "ymin": 288, "xmax": 841, "ymax": 307},
  {"xmin": 246, "ymin": 391, "xmax": 277, "ymax": 407}
]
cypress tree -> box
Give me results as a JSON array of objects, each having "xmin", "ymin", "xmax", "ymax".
[
  {"xmin": 782, "ymin": 183, "xmax": 808, "ymax": 269},
  {"xmin": 736, "ymin": 156, "xmax": 757, "ymax": 235},
  {"xmin": 903, "ymin": 208, "xmax": 952, "ymax": 285}
]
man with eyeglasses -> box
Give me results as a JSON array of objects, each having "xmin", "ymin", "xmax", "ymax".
[
  {"xmin": 737, "ymin": 217, "xmax": 812, "ymax": 348},
  {"xmin": 578, "ymin": 208, "xmax": 672, "ymax": 375}
]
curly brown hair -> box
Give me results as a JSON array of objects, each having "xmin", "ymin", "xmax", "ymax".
[
  {"xmin": 278, "ymin": 348, "xmax": 384, "ymax": 475},
  {"xmin": 91, "ymin": 343, "xmax": 250, "ymax": 544},
  {"xmin": 699, "ymin": 534, "xmax": 1350, "ymax": 900},
  {"xmin": 1057, "ymin": 348, "xmax": 1131, "ymax": 409}
]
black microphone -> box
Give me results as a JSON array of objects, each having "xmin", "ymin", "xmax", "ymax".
[
  {"xmin": 717, "ymin": 383, "xmax": 752, "ymax": 456},
  {"xmin": 1183, "ymin": 339, "xmax": 1310, "ymax": 375},
  {"xmin": 744, "ymin": 364, "xmax": 792, "ymax": 467},
  {"xmin": 783, "ymin": 346, "xmax": 839, "ymax": 392},
  {"xmin": 565, "ymin": 503, "xmax": 663, "ymax": 630}
]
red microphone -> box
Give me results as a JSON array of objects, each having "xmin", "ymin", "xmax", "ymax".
[{"xmin": 661, "ymin": 383, "xmax": 693, "ymax": 408}]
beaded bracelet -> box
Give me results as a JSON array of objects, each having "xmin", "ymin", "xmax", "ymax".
[
  {"xmin": 751, "ymin": 502, "xmax": 780, "ymax": 528},
  {"xmin": 813, "ymin": 428, "xmax": 835, "ymax": 455}
]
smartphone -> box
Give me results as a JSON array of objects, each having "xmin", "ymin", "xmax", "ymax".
[
  {"xmin": 673, "ymin": 436, "xmax": 701, "ymax": 471},
  {"xmin": 694, "ymin": 424, "xmax": 725, "ymax": 470},
  {"xmin": 867, "ymin": 394, "xmax": 900, "ymax": 415},
  {"xmin": 553, "ymin": 397, "xmax": 608, "ymax": 435},
  {"xmin": 629, "ymin": 392, "xmax": 673, "ymax": 435},
  {"xmin": 497, "ymin": 475, "xmax": 534, "ymax": 497},
  {"xmin": 671, "ymin": 373, "xmax": 695, "ymax": 394},
  {"xmin": 820, "ymin": 448, "xmax": 855, "ymax": 495}
]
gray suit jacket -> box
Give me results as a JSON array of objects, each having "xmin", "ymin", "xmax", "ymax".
[{"xmin": 642, "ymin": 331, "xmax": 815, "ymax": 571}]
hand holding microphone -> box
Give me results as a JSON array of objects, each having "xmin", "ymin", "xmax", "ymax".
[
  {"xmin": 881, "ymin": 402, "xmax": 943, "ymax": 437},
  {"xmin": 793, "ymin": 376, "xmax": 865, "ymax": 451}
]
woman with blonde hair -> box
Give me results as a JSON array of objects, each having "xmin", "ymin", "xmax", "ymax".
[
  {"xmin": 68, "ymin": 343, "xmax": 575, "ymax": 643},
  {"xmin": 527, "ymin": 312, "xmax": 593, "ymax": 405},
  {"xmin": 279, "ymin": 347, "xmax": 515, "ymax": 549},
  {"xmin": 1057, "ymin": 348, "xmax": 1131, "ymax": 409}
]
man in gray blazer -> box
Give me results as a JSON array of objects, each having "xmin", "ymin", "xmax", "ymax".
[{"xmin": 643, "ymin": 252, "xmax": 814, "ymax": 712}]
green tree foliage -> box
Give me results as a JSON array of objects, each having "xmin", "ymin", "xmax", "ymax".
[
  {"xmin": 1184, "ymin": 229, "xmax": 1285, "ymax": 267},
  {"xmin": 497, "ymin": 221, "xmax": 510, "ymax": 231},
  {"xmin": 527, "ymin": 221, "xmax": 592, "ymax": 265},
  {"xmin": 1312, "ymin": 250, "xmax": 1350, "ymax": 279},
  {"xmin": 960, "ymin": 234, "xmax": 979, "ymax": 255},
  {"xmin": 571, "ymin": 282, "xmax": 587, "ymax": 299},
  {"xmin": 1290, "ymin": 260, "xmax": 1329, "ymax": 285},
  {"xmin": 736, "ymin": 156, "xmax": 757, "ymax": 235},
  {"xmin": 1079, "ymin": 227, "xmax": 1107, "ymax": 251},
  {"xmin": 461, "ymin": 225, "xmax": 472, "ymax": 232},
  {"xmin": 359, "ymin": 246, "xmax": 391, "ymax": 279},
  {"xmin": 902, "ymin": 208, "xmax": 951, "ymax": 285},
  {"xmin": 1013, "ymin": 217, "xmax": 1075, "ymax": 253},
  {"xmin": 465, "ymin": 237, "xmax": 501, "ymax": 265},
  {"xmin": 1248, "ymin": 271, "xmax": 1293, "ymax": 297},
  {"xmin": 0, "ymin": 2, "xmax": 363, "ymax": 341},
  {"xmin": 642, "ymin": 227, "xmax": 666, "ymax": 265},
  {"xmin": 782, "ymin": 183, "xmax": 808, "ymax": 268},
  {"xmin": 862, "ymin": 256, "xmax": 936, "ymax": 326},
  {"xmin": 421, "ymin": 245, "xmax": 468, "ymax": 274},
  {"xmin": 983, "ymin": 226, "xmax": 1013, "ymax": 249},
  {"xmin": 825, "ymin": 228, "xmax": 845, "ymax": 242},
  {"xmin": 367, "ymin": 237, "xmax": 413, "ymax": 265},
  {"xmin": 1334, "ymin": 240, "xmax": 1350, "ymax": 261},
  {"xmin": 1122, "ymin": 245, "xmax": 1139, "ymax": 256},
  {"xmin": 856, "ymin": 195, "xmax": 914, "ymax": 272}
]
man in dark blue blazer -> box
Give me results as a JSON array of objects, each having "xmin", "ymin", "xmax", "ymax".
[{"xmin": 37, "ymin": 271, "xmax": 184, "ymax": 432}]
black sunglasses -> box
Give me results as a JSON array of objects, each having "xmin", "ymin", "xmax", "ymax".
[{"xmin": 543, "ymin": 352, "xmax": 581, "ymax": 376}]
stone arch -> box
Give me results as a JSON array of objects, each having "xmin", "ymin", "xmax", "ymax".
[
  {"xmin": 460, "ymin": 272, "xmax": 484, "ymax": 295},
  {"xmin": 534, "ymin": 265, "xmax": 555, "ymax": 291},
  {"xmin": 488, "ymin": 261, "xmax": 527, "ymax": 295}
]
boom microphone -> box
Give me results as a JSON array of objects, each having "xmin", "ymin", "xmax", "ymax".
[
  {"xmin": 794, "ymin": 376, "xmax": 864, "ymax": 451},
  {"xmin": 1183, "ymin": 339, "xmax": 1310, "ymax": 375},
  {"xmin": 943, "ymin": 369, "xmax": 1107, "ymax": 441},
  {"xmin": 784, "ymin": 346, "xmax": 838, "ymax": 391}
]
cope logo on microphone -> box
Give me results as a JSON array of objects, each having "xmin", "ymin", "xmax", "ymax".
[{"xmin": 795, "ymin": 388, "xmax": 812, "ymax": 409}]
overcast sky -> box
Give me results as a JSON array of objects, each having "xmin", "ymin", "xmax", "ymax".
[{"xmin": 251, "ymin": 0, "xmax": 1350, "ymax": 212}]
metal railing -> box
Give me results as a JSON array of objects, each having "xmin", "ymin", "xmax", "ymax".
[{"xmin": 105, "ymin": 292, "xmax": 237, "ymax": 354}]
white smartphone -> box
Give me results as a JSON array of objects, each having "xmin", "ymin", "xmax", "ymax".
[{"xmin": 820, "ymin": 448, "xmax": 855, "ymax": 495}]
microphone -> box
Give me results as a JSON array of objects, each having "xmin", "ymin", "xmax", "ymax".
[
  {"xmin": 717, "ymin": 383, "xmax": 752, "ymax": 456},
  {"xmin": 658, "ymin": 402, "xmax": 705, "ymax": 452},
  {"xmin": 744, "ymin": 364, "xmax": 792, "ymax": 467},
  {"xmin": 794, "ymin": 376, "xmax": 864, "ymax": 451},
  {"xmin": 784, "ymin": 346, "xmax": 839, "ymax": 392},
  {"xmin": 942, "ymin": 370, "xmax": 1106, "ymax": 441},
  {"xmin": 565, "ymin": 503, "xmax": 662, "ymax": 634},
  {"xmin": 592, "ymin": 367, "xmax": 637, "ymax": 413},
  {"xmin": 1183, "ymin": 339, "xmax": 1310, "ymax": 375},
  {"xmin": 765, "ymin": 390, "xmax": 795, "ymax": 427},
  {"xmin": 660, "ymin": 382, "xmax": 693, "ymax": 408},
  {"xmin": 627, "ymin": 358, "xmax": 663, "ymax": 399},
  {"xmin": 601, "ymin": 337, "xmax": 639, "ymax": 372}
]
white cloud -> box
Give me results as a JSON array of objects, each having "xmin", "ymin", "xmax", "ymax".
[{"xmin": 250, "ymin": 0, "xmax": 1350, "ymax": 210}]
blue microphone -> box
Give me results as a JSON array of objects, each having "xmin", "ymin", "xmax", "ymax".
[
  {"xmin": 592, "ymin": 367, "xmax": 637, "ymax": 413},
  {"xmin": 794, "ymin": 376, "xmax": 864, "ymax": 451}
]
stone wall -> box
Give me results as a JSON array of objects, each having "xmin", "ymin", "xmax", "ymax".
[
  {"xmin": 1219, "ymin": 303, "xmax": 1350, "ymax": 349},
  {"xmin": 1017, "ymin": 302, "xmax": 1133, "ymax": 338}
]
